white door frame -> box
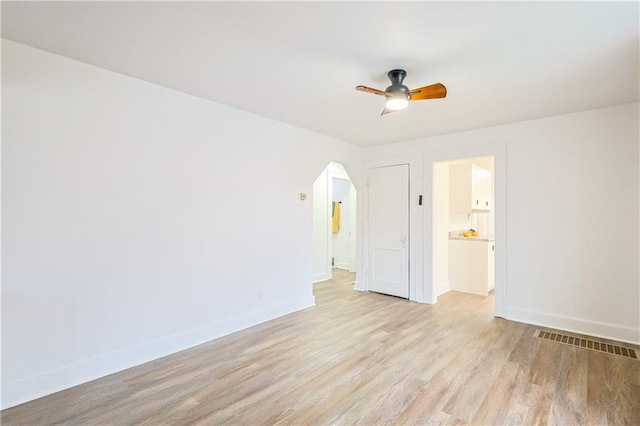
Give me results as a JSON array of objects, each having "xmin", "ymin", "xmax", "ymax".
[
  {"xmin": 423, "ymin": 142, "xmax": 507, "ymax": 317},
  {"xmin": 363, "ymin": 155, "xmax": 423, "ymax": 302}
]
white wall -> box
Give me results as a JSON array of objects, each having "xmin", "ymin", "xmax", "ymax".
[
  {"xmin": 449, "ymin": 213, "xmax": 472, "ymax": 232},
  {"xmin": 367, "ymin": 102, "xmax": 640, "ymax": 344},
  {"xmin": 433, "ymin": 162, "xmax": 450, "ymax": 295},
  {"xmin": 1, "ymin": 40, "xmax": 364, "ymax": 408}
]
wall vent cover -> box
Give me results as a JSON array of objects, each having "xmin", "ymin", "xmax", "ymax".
[{"xmin": 535, "ymin": 330, "xmax": 637, "ymax": 360}]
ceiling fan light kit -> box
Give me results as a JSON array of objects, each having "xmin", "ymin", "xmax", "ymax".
[
  {"xmin": 356, "ymin": 69, "xmax": 447, "ymax": 115},
  {"xmin": 385, "ymin": 93, "xmax": 409, "ymax": 111}
]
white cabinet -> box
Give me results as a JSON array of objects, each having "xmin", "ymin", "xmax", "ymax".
[
  {"xmin": 449, "ymin": 163, "xmax": 492, "ymax": 213},
  {"xmin": 449, "ymin": 240, "xmax": 495, "ymax": 296}
]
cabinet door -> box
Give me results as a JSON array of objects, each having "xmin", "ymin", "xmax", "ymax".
[
  {"xmin": 472, "ymin": 165, "xmax": 491, "ymax": 211},
  {"xmin": 451, "ymin": 163, "xmax": 493, "ymax": 213},
  {"xmin": 471, "ymin": 165, "xmax": 479, "ymax": 209},
  {"xmin": 480, "ymin": 170, "xmax": 489, "ymax": 210},
  {"xmin": 449, "ymin": 240, "xmax": 490, "ymax": 296},
  {"xmin": 484, "ymin": 170, "xmax": 493, "ymax": 210}
]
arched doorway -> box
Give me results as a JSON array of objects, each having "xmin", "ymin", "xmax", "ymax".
[{"xmin": 312, "ymin": 162, "xmax": 357, "ymax": 284}]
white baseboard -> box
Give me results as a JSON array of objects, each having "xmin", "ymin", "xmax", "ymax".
[
  {"xmin": 436, "ymin": 282, "xmax": 450, "ymax": 297},
  {"xmin": 353, "ymin": 281, "xmax": 365, "ymax": 291},
  {"xmin": 334, "ymin": 262, "xmax": 350, "ymax": 270},
  {"xmin": 313, "ymin": 272, "xmax": 331, "ymax": 283},
  {"xmin": 1, "ymin": 295, "xmax": 315, "ymax": 410},
  {"xmin": 506, "ymin": 306, "xmax": 640, "ymax": 345}
]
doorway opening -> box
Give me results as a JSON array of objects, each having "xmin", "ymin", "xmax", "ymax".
[
  {"xmin": 432, "ymin": 156, "xmax": 496, "ymax": 312},
  {"xmin": 312, "ymin": 162, "xmax": 357, "ymax": 285}
]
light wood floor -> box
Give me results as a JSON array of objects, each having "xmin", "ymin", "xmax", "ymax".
[{"xmin": 3, "ymin": 269, "xmax": 639, "ymax": 425}]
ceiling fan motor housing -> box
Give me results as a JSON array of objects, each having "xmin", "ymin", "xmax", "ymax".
[{"xmin": 386, "ymin": 69, "xmax": 410, "ymax": 95}]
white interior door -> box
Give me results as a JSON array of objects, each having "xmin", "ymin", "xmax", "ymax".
[{"xmin": 368, "ymin": 164, "xmax": 409, "ymax": 298}]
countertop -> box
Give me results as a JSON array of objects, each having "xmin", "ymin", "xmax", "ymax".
[{"xmin": 449, "ymin": 231, "xmax": 495, "ymax": 242}]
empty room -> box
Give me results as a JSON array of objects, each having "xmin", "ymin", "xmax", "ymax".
[{"xmin": 1, "ymin": 1, "xmax": 639, "ymax": 425}]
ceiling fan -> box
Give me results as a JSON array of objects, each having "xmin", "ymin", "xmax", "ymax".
[{"xmin": 356, "ymin": 69, "xmax": 447, "ymax": 115}]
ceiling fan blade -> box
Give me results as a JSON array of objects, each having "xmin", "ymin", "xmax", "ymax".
[
  {"xmin": 381, "ymin": 108, "xmax": 399, "ymax": 116},
  {"xmin": 356, "ymin": 85, "xmax": 388, "ymax": 96},
  {"xmin": 409, "ymin": 83, "xmax": 447, "ymax": 101}
]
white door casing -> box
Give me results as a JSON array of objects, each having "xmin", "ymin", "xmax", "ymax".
[
  {"xmin": 367, "ymin": 164, "xmax": 410, "ymax": 298},
  {"xmin": 312, "ymin": 167, "xmax": 331, "ymax": 283}
]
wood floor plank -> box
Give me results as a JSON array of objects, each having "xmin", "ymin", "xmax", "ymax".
[
  {"xmin": 471, "ymin": 360, "xmax": 521, "ymax": 425},
  {"xmin": 392, "ymin": 373, "xmax": 454, "ymax": 424},
  {"xmin": 441, "ymin": 347, "xmax": 509, "ymax": 422},
  {"xmin": 529, "ymin": 339, "xmax": 564, "ymax": 386},
  {"xmin": 2, "ymin": 269, "xmax": 639, "ymax": 425},
  {"xmin": 587, "ymin": 350, "xmax": 640, "ymax": 425},
  {"xmin": 549, "ymin": 346, "xmax": 589, "ymax": 425}
]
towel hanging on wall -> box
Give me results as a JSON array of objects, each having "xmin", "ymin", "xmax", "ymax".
[{"xmin": 332, "ymin": 202, "xmax": 341, "ymax": 234}]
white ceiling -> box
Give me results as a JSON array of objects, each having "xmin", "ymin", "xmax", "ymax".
[{"xmin": 2, "ymin": 1, "xmax": 638, "ymax": 147}]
